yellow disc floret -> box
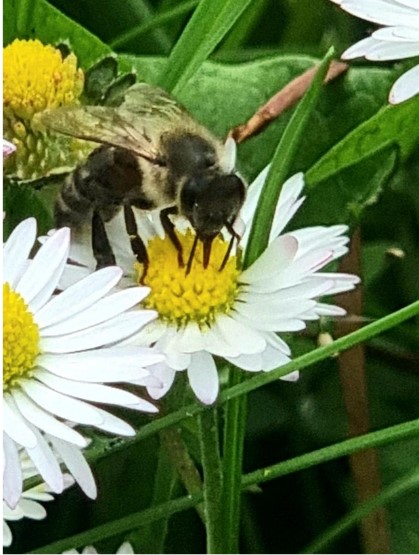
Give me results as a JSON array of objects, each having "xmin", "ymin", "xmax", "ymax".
[
  {"xmin": 3, "ymin": 283, "xmax": 40, "ymax": 391},
  {"xmin": 137, "ymin": 230, "xmax": 240, "ymax": 327},
  {"xmin": 3, "ymin": 39, "xmax": 88, "ymax": 180},
  {"xmin": 3, "ymin": 39, "xmax": 84, "ymax": 120}
]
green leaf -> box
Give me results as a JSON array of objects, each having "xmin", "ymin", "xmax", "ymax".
[
  {"xmin": 3, "ymin": 182, "xmax": 53, "ymax": 238},
  {"xmin": 4, "ymin": 0, "xmax": 110, "ymax": 66},
  {"xmin": 159, "ymin": 0, "xmax": 256, "ymax": 95},
  {"xmin": 306, "ymin": 94, "xmax": 419, "ymax": 185},
  {"xmin": 292, "ymin": 144, "xmax": 398, "ymax": 228}
]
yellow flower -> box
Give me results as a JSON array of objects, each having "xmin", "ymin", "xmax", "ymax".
[{"xmin": 3, "ymin": 39, "xmax": 89, "ymax": 180}]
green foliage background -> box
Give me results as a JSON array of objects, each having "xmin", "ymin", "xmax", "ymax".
[{"xmin": 3, "ymin": 0, "xmax": 419, "ymax": 553}]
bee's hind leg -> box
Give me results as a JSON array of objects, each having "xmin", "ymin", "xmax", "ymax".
[
  {"xmin": 123, "ymin": 202, "xmax": 149, "ymax": 283},
  {"xmin": 92, "ymin": 210, "xmax": 117, "ymax": 269},
  {"xmin": 160, "ymin": 207, "xmax": 184, "ymax": 268}
]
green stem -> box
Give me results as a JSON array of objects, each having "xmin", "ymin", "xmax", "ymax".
[
  {"xmin": 33, "ymin": 418, "xmax": 419, "ymax": 554},
  {"xmin": 160, "ymin": 426, "xmax": 205, "ymax": 521},
  {"xmin": 198, "ymin": 407, "xmax": 224, "ymax": 553},
  {"xmin": 137, "ymin": 440, "xmax": 177, "ymax": 553},
  {"xmin": 302, "ymin": 466, "xmax": 419, "ymax": 554},
  {"xmin": 23, "ymin": 300, "xmax": 419, "ymax": 494},
  {"xmin": 221, "ymin": 366, "xmax": 248, "ymax": 553}
]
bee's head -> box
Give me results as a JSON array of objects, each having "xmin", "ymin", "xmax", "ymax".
[
  {"xmin": 180, "ymin": 173, "xmax": 246, "ymax": 239},
  {"xmin": 180, "ymin": 173, "xmax": 246, "ymax": 270}
]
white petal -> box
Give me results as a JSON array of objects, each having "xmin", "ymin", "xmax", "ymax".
[
  {"xmin": 25, "ymin": 428, "xmax": 64, "ymax": 494},
  {"xmin": 11, "ymin": 389, "xmax": 87, "ymax": 447},
  {"xmin": 37, "ymin": 349, "xmax": 159, "ymax": 382},
  {"xmin": 177, "ymin": 322, "xmax": 205, "ymax": 353},
  {"xmin": 261, "ymin": 344, "xmax": 291, "ymax": 371},
  {"xmin": 389, "ymin": 64, "xmax": 419, "ymax": 103},
  {"xmin": 40, "ymin": 311, "xmax": 156, "ymax": 353},
  {"xmin": 35, "ymin": 266, "xmax": 123, "ymax": 328},
  {"xmin": 42, "ymin": 287, "xmax": 150, "ymax": 336},
  {"xmin": 314, "ymin": 303, "xmax": 347, "ymax": 316},
  {"xmin": 215, "ymin": 313, "xmax": 266, "ymax": 354},
  {"xmin": 280, "ymin": 370, "xmax": 300, "ymax": 382},
  {"xmin": 3, "ymin": 218, "xmax": 37, "ymax": 288},
  {"xmin": 202, "ymin": 323, "xmax": 242, "ymax": 358},
  {"xmin": 270, "ymin": 172, "xmax": 306, "ymax": 239},
  {"xmin": 221, "ymin": 137, "xmax": 237, "ymax": 172},
  {"xmin": 3, "ymin": 520, "xmax": 12, "ymax": 547},
  {"xmin": 3, "ymin": 395, "xmax": 37, "ymax": 448},
  {"xmin": 48, "ymin": 435, "xmax": 97, "ymax": 499},
  {"xmin": 92, "ymin": 407, "xmax": 135, "ymax": 435},
  {"xmin": 124, "ymin": 397, "xmax": 159, "ymax": 413},
  {"xmin": 19, "ymin": 379, "xmax": 104, "ymax": 426},
  {"xmin": 147, "ymin": 363, "xmax": 176, "ymax": 400},
  {"xmin": 373, "ymin": 25, "xmax": 419, "ymax": 41},
  {"xmin": 337, "ymin": 0, "xmax": 419, "ymax": 29},
  {"xmin": 187, "ymin": 351, "xmax": 219, "ymax": 405},
  {"xmin": 117, "ymin": 542, "xmax": 135, "ymax": 554},
  {"xmin": 240, "ymin": 235, "xmax": 298, "ymax": 286},
  {"xmin": 3, "ymin": 434, "xmax": 22, "ymax": 509},
  {"xmin": 34, "ymin": 370, "xmax": 145, "ymax": 406},
  {"xmin": 240, "ymin": 164, "xmax": 270, "ymax": 238},
  {"xmin": 15, "ymin": 228, "xmax": 69, "ymax": 306},
  {"xmin": 225, "ymin": 352, "xmax": 263, "ymax": 371},
  {"xmin": 16, "ymin": 498, "xmax": 47, "ymax": 519}
]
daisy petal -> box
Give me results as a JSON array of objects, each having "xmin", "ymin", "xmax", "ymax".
[
  {"xmin": 16, "ymin": 228, "xmax": 69, "ymax": 306},
  {"xmin": 389, "ymin": 64, "xmax": 419, "ymax": 103},
  {"xmin": 19, "ymin": 379, "xmax": 104, "ymax": 426},
  {"xmin": 11, "ymin": 389, "xmax": 87, "ymax": 447},
  {"xmin": 187, "ymin": 351, "xmax": 219, "ymax": 405},
  {"xmin": 35, "ymin": 266, "xmax": 123, "ymax": 328},
  {"xmin": 3, "ymin": 434, "xmax": 22, "ymax": 509},
  {"xmin": 48, "ymin": 435, "xmax": 97, "ymax": 499},
  {"xmin": 40, "ymin": 312, "xmax": 156, "ymax": 353},
  {"xmin": 3, "ymin": 218, "xmax": 37, "ymax": 288},
  {"xmin": 3, "ymin": 395, "xmax": 37, "ymax": 448},
  {"xmin": 25, "ymin": 428, "xmax": 64, "ymax": 494},
  {"xmin": 147, "ymin": 363, "xmax": 176, "ymax": 400}
]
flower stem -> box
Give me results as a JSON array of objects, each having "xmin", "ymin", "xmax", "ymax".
[
  {"xmin": 221, "ymin": 366, "xmax": 248, "ymax": 553},
  {"xmin": 198, "ymin": 406, "xmax": 224, "ymax": 553},
  {"xmin": 137, "ymin": 440, "xmax": 177, "ymax": 553}
]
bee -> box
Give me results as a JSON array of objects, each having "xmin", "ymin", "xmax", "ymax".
[{"xmin": 41, "ymin": 83, "xmax": 246, "ymax": 278}]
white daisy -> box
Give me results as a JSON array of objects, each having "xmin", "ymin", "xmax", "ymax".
[
  {"xmin": 61, "ymin": 162, "xmax": 359, "ymax": 406},
  {"xmin": 63, "ymin": 541, "xmax": 134, "ymax": 554},
  {"xmin": 3, "ymin": 451, "xmax": 74, "ymax": 548},
  {"xmin": 3, "ymin": 218, "xmax": 164, "ymax": 508},
  {"xmin": 331, "ymin": 0, "xmax": 419, "ymax": 103}
]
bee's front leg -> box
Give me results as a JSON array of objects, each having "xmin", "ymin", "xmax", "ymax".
[{"xmin": 160, "ymin": 206, "xmax": 184, "ymax": 268}]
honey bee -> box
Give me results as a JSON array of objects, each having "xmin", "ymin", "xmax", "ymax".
[{"xmin": 41, "ymin": 83, "xmax": 246, "ymax": 277}]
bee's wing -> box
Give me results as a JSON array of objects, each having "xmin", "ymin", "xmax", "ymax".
[
  {"xmin": 120, "ymin": 83, "xmax": 188, "ymax": 124},
  {"xmin": 40, "ymin": 105, "xmax": 162, "ymax": 163}
]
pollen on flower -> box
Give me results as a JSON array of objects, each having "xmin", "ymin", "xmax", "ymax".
[
  {"xmin": 3, "ymin": 39, "xmax": 89, "ymax": 180},
  {"xmin": 137, "ymin": 230, "xmax": 240, "ymax": 327},
  {"xmin": 3, "ymin": 283, "xmax": 40, "ymax": 391},
  {"xmin": 3, "ymin": 39, "xmax": 84, "ymax": 121}
]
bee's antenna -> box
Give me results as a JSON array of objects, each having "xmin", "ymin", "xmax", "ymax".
[{"xmin": 186, "ymin": 234, "xmax": 199, "ymax": 275}]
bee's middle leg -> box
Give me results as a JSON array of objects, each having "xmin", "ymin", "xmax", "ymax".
[{"xmin": 91, "ymin": 210, "xmax": 117, "ymax": 269}]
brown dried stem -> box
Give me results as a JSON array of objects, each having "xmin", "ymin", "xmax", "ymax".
[{"xmin": 229, "ymin": 60, "xmax": 348, "ymax": 144}]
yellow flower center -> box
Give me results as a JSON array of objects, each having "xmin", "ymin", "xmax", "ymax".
[
  {"xmin": 138, "ymin": 230, "xmax": 240, "ymax": 327},
  {"xmin": 3, "ymin": 39, "xmax": 84, "ymax": 121},
  {"xmin": 3, "ymin": 283, "xmax": 40, "ymax": 391}
]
